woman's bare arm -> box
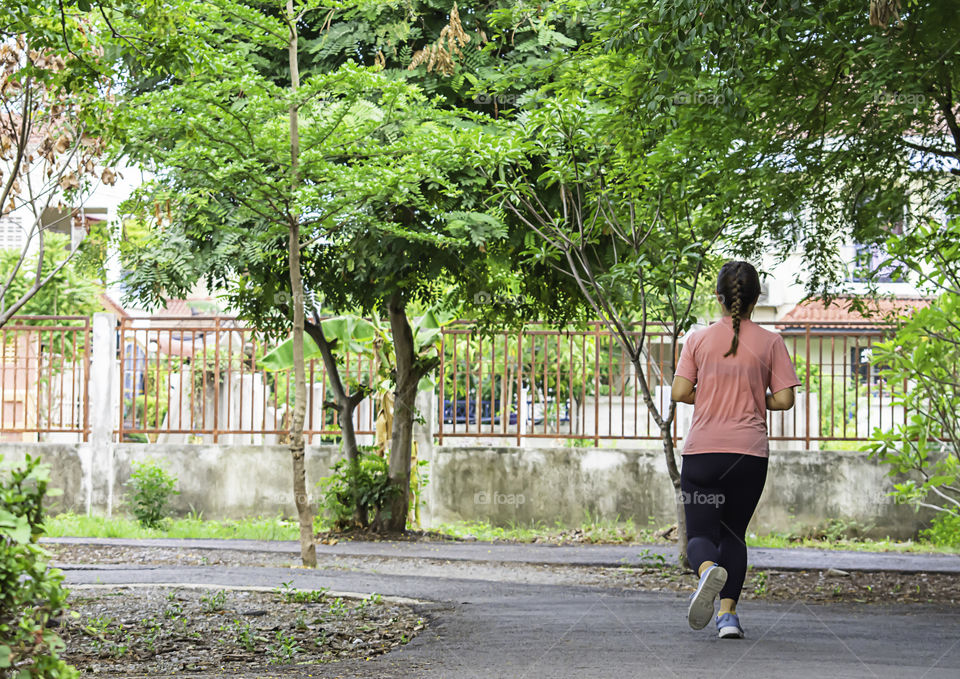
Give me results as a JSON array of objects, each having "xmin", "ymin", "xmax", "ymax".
[
  {"xmin": 671, "ymin": 376, "xmax": 696, "ymax": 404},
  {"xmin": 766, "ymin": 387, "xmax": 795, "ymax": 411}
]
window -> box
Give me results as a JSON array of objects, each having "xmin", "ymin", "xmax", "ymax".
[{"xmin": 0, "ymin": 216, "xmax": 24, "ymax": 251}]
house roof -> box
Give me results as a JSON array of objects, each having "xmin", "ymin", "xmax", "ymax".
[
  {"xmin": 776, "ymin": 296, "xmax": 931, "ymax": 332},
  {"xmin": 98, "ymin": 293, "xmax": 130, "ymax": 319},
  {"xmin": 154, "ymin": 297, "xmax": 221, "ymax": 318}
]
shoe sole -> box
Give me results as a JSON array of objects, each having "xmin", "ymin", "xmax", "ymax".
[
  {"xmin": 687, "ymin": 566, "xmax": 728, "ymax": 630},
  {"xmin": 718, "ymin": 625, "xmax": 744, "ymax": 639}
]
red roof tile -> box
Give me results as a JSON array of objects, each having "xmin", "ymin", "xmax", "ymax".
[
  {"xmin": 776, "ymin": 296, "xmax": 930, "ymax": 331},
  {"xmin": 155, "ymin": 297, "xmax": 220, "ymax": 317}
]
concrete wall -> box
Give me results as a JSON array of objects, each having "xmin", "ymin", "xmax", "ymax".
[
  {"xmin": 0, "ymin": 441, "xmax": 933, "ymax": 539},
  {"xmin": 430, "ymin": 446, "xmax": 934, "ymax": 540},
  {"xmin": 0, "ymin": 442, "xmax": 340, "ymax": 520}
]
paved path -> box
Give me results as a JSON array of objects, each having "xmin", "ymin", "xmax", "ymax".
[
  {"xmin": 44, "ymin": 536, "xmax": 960, "ymax": 573},
  {"xmin": 54, "ymin": 538, "xmax": 960, "ymax": 678}
]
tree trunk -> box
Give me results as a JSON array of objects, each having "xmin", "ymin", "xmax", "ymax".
[
  {"xmin": 381, "ymin": 294, "xmax": 420, "ymax": 533},
  {"xmin": 305, "ymin": 318, "xmax": 367, "ymax": 528},
  {"xmin": 286, "ymin": 0, "xmax": 316, "ymax": 568},
  {"xmin": 661, "ymin": 421, "xmax": 690, "ymax": 570}
]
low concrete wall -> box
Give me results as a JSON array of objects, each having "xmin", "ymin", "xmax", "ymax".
[
  {"xmin": 431, "ymin": 446, "xmax": 933, "ymax": 539},
  {"xmin": 0, "ymin": 442, "xmax": 932, "ymax": 539},
  {"xmin": 0, "ymin": 442, "xmax": 339, "ymax": 520}
]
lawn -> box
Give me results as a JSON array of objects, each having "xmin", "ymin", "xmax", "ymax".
[{"xmin": 42, "ymin": 513, "xmax": 960, "ymax": 554}]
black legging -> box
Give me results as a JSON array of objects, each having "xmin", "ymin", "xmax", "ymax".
[{"xmin": 681, "ymin": 452, "xmax": 768, "ymax": 602}]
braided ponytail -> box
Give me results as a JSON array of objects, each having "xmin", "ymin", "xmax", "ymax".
[{"xmin": 716, "ymin": 261, "xmax": 761, "ymax": 358}]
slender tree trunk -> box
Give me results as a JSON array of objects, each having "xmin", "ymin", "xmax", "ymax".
[
  {"xmin": 286, "ymin": 0, "xmax": 316, "ymax": 567},
  {"xmin": 661, "ymin": 421, "xmax": 690, "ymax": 570},
  {"xmin": 629, "ymin": 350, "xmax": 689, "ymax": 569},
  {"xmin": 305, "ymin": 318, "xmax": 367, "ymax": 528},
  {"xmin": 382, "ymin": 294, "xmax": 420, "ymax": 532}
]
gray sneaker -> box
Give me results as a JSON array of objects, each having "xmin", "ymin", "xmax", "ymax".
[
  {"xmin": 716, "ymin": 612, "xmax": 744, "ymax": 639},
  {"xmin": 687, "ymin": 565, "xmax": 728, "ymax": 630}
]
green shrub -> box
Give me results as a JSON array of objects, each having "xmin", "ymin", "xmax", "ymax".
[
  {"xmin": 317, "ymin": 450, "xmax": 399, "ymax": 530},
  {"xmin": 921, "ymin": 513, "xmax": 960, "ymax": 548},
  {"xmin": 125, "ymin": 460, "xmax": 179, "ymax": 528},
  {"xmin": 0, "ymin": 454, "xmax": 77, "ymax": 678}
]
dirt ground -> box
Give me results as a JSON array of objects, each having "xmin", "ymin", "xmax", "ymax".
[{"xmin": 58, "ymin": 585, "xmax": 423, "ymax": 676}]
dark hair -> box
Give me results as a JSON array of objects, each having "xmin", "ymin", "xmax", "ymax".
[{"xmin": 716, "ymin": 261, "xmax": 761, "ymax": 357}]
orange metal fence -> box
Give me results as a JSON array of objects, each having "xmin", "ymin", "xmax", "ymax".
[
  {"xmin": 435, "ymin": 320, "xmax": 903, "ymax": 447},
  {"xmin": 116, "ymin": 317, "xmax": 377, "ymax": 443},
  {"xmin": 0, "ymin": 316, "xmax": 90, "ymax": 441},
  {"xmin": 0, "ymin": 315, "xmax": 905, "ymax": 447}
]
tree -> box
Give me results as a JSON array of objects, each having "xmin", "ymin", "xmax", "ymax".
[
  {"xmin": 580, "ymin": 0, "xmax": 960, "ymax": 295},
  {"xmin": 0, "ymin": 13, "xmax": 112, "ymax": 327},
  {"xmin": 110, "ymin": 0, "xmax": 459, "ymax": 562},
  {"xmin": 168, "ymin": 0, "xmax": 586, "ymax": 534},
  {"xmin": 866, "ymin": 193, "xmax": 960, "ymax": 520},
  {"xmin": 487, "ymin": 91, "xmax": 735, "ymax": 564},
  {"xmin": 109, "ymin": 0, "xmax": 516, "ymax": 542},
  {"xmin": 0, "ymin": 232, "xmax": 102, "ymax": 318}
]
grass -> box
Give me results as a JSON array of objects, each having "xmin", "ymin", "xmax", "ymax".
[
  {"xmin": 43, "ymin": 513, "xmax": 960, "ymax": 555},
  {"xmin": 43, "ymin": 513, "xmax": 302, "ymax": 541},
  {"xmin": 745, "ymin": 533, "xmax": 960, "ymax": 554},
  {"xmin": 434, "ymin": 515, "xmax": 661, "ymax": 544}
]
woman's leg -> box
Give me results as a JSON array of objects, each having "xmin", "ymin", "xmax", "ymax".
[
  {"xmin": 716, "ymin": 455, "xmax": 768, "ymax": 607},
  {"xmin": 680, "ymin": 454, "xmax": 724, "ymax": 572}
]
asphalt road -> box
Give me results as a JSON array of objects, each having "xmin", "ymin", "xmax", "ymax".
[
  {"xmin": 44, "ymin": 536, "xmax": 960, "ymax": 573},
  {"xmin": 62, "ymin": 557, "xmax": 960, "ymax": 678}
]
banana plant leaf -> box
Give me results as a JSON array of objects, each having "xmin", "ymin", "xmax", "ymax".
[{"xmin": 260, "ymin": 316, "xmax": 381, "ymax": 371}]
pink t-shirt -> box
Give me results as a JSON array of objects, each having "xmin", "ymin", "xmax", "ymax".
[{"xmin": 675, "ymin": 316, "xmax": 800, "ymax": 458}]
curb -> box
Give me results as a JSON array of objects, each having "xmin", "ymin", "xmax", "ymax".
[{"xmin": 68, "ymin": 581, "xmax": 432, "ymax": 606}]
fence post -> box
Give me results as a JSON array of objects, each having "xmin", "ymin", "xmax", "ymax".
[
  {"xmin": 413, "ymin": 388, "xmax": 436, "ymax": 528},
  {"xmin": 87, "ymin": 312, "xmax": 117, "ymax": 515},
  {"xmin": 805, "ymin": 324, "xmax": 811, "ymax": 450}
]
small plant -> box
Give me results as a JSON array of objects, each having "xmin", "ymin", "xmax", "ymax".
[
  {"xmin": 317, "ymin": 450, "xmax": 400, "ymax": 531},
  {"xmin": 125, "ymin": 459, "xmax": 179, "ymax": 528},
  {"xmin": 200, "ymin": 589, "xmax": 228, "ymax": 613},
  {"xmin": 267, "ymin": 630, "xmax": 301, "ymax": 665},
  {"xmin": 0, "ymin": 455, "xmax": 76, "ymax": 677},
  {"xmin": 275, "ymin": 581, "xmax": 328, "ymax": 603},
  {"xmin": 636, "ymin": 549, "xmax": 667, "ymax": 569},
  {"xmin": 232, "ymin": 620, "xmax": 256, "ymax": 652},
  {"xmin": 326, "ymin": 597, "xmax": 348, "ymax": 618},
  {"xmin": 920, "ymin": 513, "xmax": 960, "ymax": 548},
  {"xmin": 163, "ymin": 601, "xmax": 184, "ymax": 619},
  {"xmin": 357, "ymin": 592, "xmax": 382, "ymax": 612},
  {"xmin": 752, "ymin": 570, "xmax": 769, "ymax": 597}
]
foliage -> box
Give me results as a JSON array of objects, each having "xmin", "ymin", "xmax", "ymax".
[
  {"xmin": 0, "ymin": 454, "xmax": 77, "ymax": 678},
  {"xmin": 317, "ymin": 450, "xmax": 399, "ymax": 531},
  {"xmin": 124, "ymin": 460, "xmax": 179, "ymax": 528},
  {"xmin": 864, "ymin": 192, "xmax": 960, "ymax": 517},
  {"xmin": 0, "ymin": 234, "xmax": 103, "ymax": 320},
  {"xmin": 920, "ymin": 513, "xmax": 960, "ymax": 548},
  {"xmin": 0, "ymin": 7, "xmax": 114, "ymax": 328},
  {"xmin": 866, "ymin": 298, "xmax": 960, "ymax": 518},
  {"xmin": 572, "ymin": 0, "xmax": 960, "ymax": 297}
]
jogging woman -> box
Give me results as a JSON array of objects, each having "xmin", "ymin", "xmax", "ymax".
[{"xmin": 671, "ymin": 260, "xmax": 800, "ymax": 639}]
